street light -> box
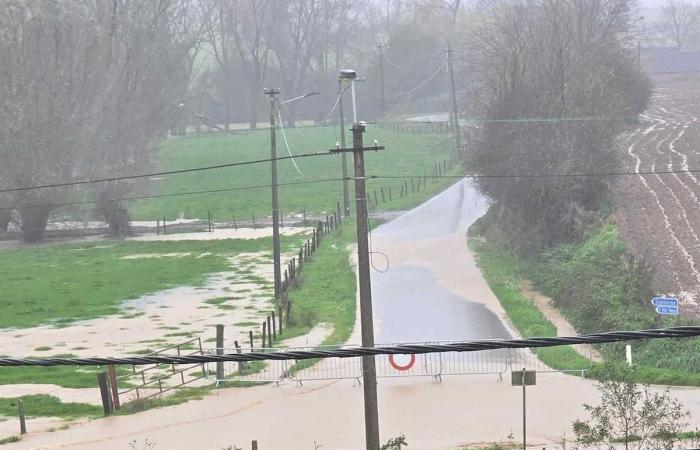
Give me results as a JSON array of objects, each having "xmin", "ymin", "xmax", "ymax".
[
  {"xmin": 338, "ymin": 69, "xmax": 358, "ymax": 123},
  {"xmin": 264, "ymin": 88, "xmax": 320, "ymax": 321}
]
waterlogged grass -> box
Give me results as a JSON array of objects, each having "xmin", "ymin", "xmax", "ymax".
[
  {"xmin": 283, "ymin": 222, "xmax": 357, "ymax": 345},
  {"xmin": 0, "ymin": 236, "xmax": 302, "ymax": 329},
  {"xmin": 127, "ymin": 127, "xmax": 457, "ymax": 220},
  {"xmin": 0, "ymin": 394, "xmax": 101, "ymax": 419},
  {"xmin": 467, "ymin": 232, "xmax": 591, "ymax": 372},
  {"xmin": 0, "ymin": 355, "xmax": 130, "ymax": 388}
]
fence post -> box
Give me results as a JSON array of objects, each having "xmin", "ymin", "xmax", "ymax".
[
  {"xmin": 249, "ymin": 330, "xmax": 254, "ymax": 350},
  {"xmin": 232, "ymin": 214, "xmax": 237, "ymax": 230},
  {"xmin": 381, "ymin": 187, "xmax": 385, "ymax": 203},
  {"xmin": 303, "ymin": 208, "xmax": 307, "ymax": 227},
  {"xmin": 262, "ymin": 321, "xmax": 267, "ymax": 348},
  {"xmin": 18, "ymin": 400, "xmax": 26, "ymax": 435},
  {"xmin": 278, "ymin": 305, "xmax": 283, "ymax": 335},
  {"xmin": 252, "ymin": 440, "xmax": 258, "ymax": 450},
  {"xmin": 271, "ymin": 312, "xmax": 277, "ymax": 341},
  {"xmin": 216, "ymin": 324, "xmax": 224, "ymax": 380},
  {"xmin": 162, "ymin": 217, "xmax": 167, "ymax": 234},
  {"xmin": 389, "ymin": 186, "xmax": 392, "ymax": 202},
  {"xmin": 207, "ymin": 209, "xmax": 213, "ymax": 232},
  {"xmin": 252, "ymin": 211, "xmax": 256, "ymax": 229},
  {"xmin": 267, "ymin": 316, "xmax": 272, "ymax": 347},
  {"xmin": 108, "ymin": 365, "xmax": 120, "ymax": 410},
  {"xmin": 234, "ymin": 340, "xmax": 245, "ymax": 373},
  {"xmin": 156, "ymin": 219, "xmax": 160, "ymax": 235},
  {"xmin": 97, "ymin": 372, "xmax": 113, "ymax": 415}
]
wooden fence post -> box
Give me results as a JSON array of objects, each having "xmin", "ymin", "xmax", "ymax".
[
  {"xmin": 162, "ymin": 217, "xmax": 167, "ymax": 234},
  {"xmin": 18, "ymin": 400, "xmax": 26, "ymax": 435},
  {"xmin": 234, "ymin": 340, "xmax": 245, "ymax": 373},
  {"xmin": 97, "ymin": 372, "xmax": 113, "ymax": 415},
  {"xmin": 262, "ymin": 322, "xmax": 267, "ymax": 348},
  {"xmin": 266, "ymin": 316, "xmax": 272, "ymax": 347},
  {"xmin": 108, "ymin": 365, "xmax": 120, "ymax": 410},
  {"xmin": 271, "ymin": 311, "xmax": 277, "ymax": 341},
  {"xmin": 232, "ymin": 214, "xmax": 237, "ymax": 230},
  {"xmin": 278, "ymin": 305, "xmax": 283, "ymax": 335},
  {"xmin": 216, "ymin": 324, "xmax": 224, "ymax": 380},
  {"xmin": 249, "ymin": 330, "xmax": 254, "ymax": 350},
  {"xmin": 252, "ymin": 440, "xmax": 258, "ymax": 450}
]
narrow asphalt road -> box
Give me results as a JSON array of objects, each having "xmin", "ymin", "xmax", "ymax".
[{"xmin": 371, "ymin": 179, "xmax": 511, "ymax": 344}]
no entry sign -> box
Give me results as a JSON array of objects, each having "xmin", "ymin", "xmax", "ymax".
[{"xmin": 388, "ymin": 354, "xmax": 416, "ymax": 371}]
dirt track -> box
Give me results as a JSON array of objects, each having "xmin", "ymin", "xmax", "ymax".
[{"xmin": 615, "ymin": 78, "xmax": 700, "ymax": 307}]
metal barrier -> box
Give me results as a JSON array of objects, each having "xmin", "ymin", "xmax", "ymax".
[
  {"xmin": 205, "ymin": 341, "xmax": 591, "ymax": 385},
  {"xmin": 118, "ymin": 337, "xmax": 206, "ymax": 402}
]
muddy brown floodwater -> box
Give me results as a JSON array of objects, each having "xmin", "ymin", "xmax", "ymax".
[{"xmin": 9, "ymin": 180, "xmax": 700, "ymax": 450}]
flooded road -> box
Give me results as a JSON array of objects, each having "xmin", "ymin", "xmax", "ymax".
[
  {"xmin": 371, "ymin": 179, "xmax": 511, "ymax": 344},
  {"xmin": 10, "ymin": 180, "xmax": 700, "ymax": 450}
]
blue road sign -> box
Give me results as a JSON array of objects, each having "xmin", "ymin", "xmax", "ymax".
[
  {"xmin": 651, "ymin": 296, "xmax": 679, "ymax": 308},
  {"xmin": 655, "ymin": 305, "xmax": 680, "ymax": 315}
]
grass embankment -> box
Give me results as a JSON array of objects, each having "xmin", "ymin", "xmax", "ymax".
[
  {"xmin": 470, "ymin": 214, "xmax": 700, "ymax": 386},
  {"xmin": 467, "ymin": 229, "xmax": 590, "ymax": 372},
  {"xmin": 127, "ymin": 126, "xmax": 457, "ymax": 220}
]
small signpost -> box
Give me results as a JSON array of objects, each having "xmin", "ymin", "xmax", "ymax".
[
  {"xmin": 512, "ymin": 369, "xmax": 536, "ymax": 450},
  {"xmin": 651, "ymin": 296, "xmax": 679, "ymax": 316}
]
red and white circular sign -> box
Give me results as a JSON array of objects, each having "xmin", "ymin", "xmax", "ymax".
[{"xmin": 389, "ymin": 354, "xmax": 416, "ymax": 371}]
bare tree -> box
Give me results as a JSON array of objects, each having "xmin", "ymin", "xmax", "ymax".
[
  {"xmin": 468, "ymin": 0, "xmax": 651, "ymax": 250},
  {"xmin": 0, "ymin": 0, "xmax": 201, "ymax": 241},
  {"xmin": 660, "ymin": 0, "xmax": 700, "ymax": 50}
]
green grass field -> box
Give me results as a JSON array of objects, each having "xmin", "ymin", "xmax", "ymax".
[
  {"xmin": 0, "ymin": 236, "xmax": 303, "ymax": 329},
  {"xmin": 127, "ymin": 127, "xmax": 456, "ymax": 220}
]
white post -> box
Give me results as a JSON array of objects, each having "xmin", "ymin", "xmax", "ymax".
[{"xmin": 625, "ymin": 344, "xmax": 633, "ymax": 366}]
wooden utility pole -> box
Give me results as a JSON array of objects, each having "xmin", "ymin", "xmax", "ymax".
[
  {"xmin": 265, "ymin": 88, "xmax": 283, "ymax": 306},
  {"xmin": 378, "ymin": 43, "xmax": 386, "ymax": 117},
  {"xmin": 331, "ymin": 124, "xmax": 384, "ymax": 450},
  {"xmin": 338, "ymin": 79, "xmax": 350, "ymax": 217},
  {"xmin": 446, "ymin": 42, "xmax": 462, "ymax": 159}
]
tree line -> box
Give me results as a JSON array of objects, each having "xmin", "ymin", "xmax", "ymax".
[{"xmin": 0, "ymin": 0, "xmax": 466, "ymax": 242}]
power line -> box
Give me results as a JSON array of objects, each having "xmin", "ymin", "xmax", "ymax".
[
  {"xmin": 5, "ymin": 167, "xmax": 700, "ymax": 212},
  {"xmin": 0, "ymin": 177, "xmax": 349, "ymax": 212},
  {"xmin": 0, "ymin": 152, "xmax": 334, "ymax": 194},
  {"xmin": 369, "ymin": 167, "xmax": 700, "ymax": 180},
  {"xmin": 385, "ymin": 60, "xmax": 447, "ymax": 100},
  {"xmin": 1, "ymin": 326, "xmax": 697, "ymax": 367}
]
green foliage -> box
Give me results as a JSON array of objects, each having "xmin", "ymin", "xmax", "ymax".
[
  {"xmin": 573, "ymin": 364, "xmax": 689, "ymax": 450},
  {"xmin": 0, "ymin": 394, "xmax": 101, "ymax": 419},
  {"xmin": 468, "ymin": 231, "xmax": 590, "ymax": 371},
  {"xmin": 127, "ymin": 127, "xmax": 456, "ymax": 221},
  {"xmin": 381, "ymin": 434, "xmax": 408, "ymax": 450},
  {"xmin": 0, "ymin": 436, "xmax": 20, "ymax": 445},
  {"xmin": 0, "ymin": 236, "xmax": 299, "ymax": 328},
  {"xmin": 532, "ymin": 224, "xmax": 655, "ymax": 333}
]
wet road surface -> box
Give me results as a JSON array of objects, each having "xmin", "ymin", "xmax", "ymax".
[{"xmin": 371, "ymin": 179, "xmax": 510, "ymax": 344}]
